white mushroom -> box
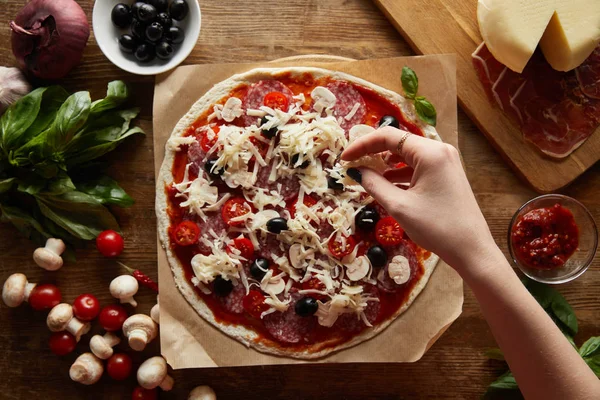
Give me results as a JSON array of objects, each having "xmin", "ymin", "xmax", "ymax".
[
  {"xmin": 70, "ymin": 353, "xmax": 104, "ymax": 385},
  {"xmin": 220, "ymin": 97, "xmax": 243, "ymax": 122},
  {"xmin": 47, "ymin": 303, "xmax": 91, "ymax": 341},
  {"xmin": 110, "ymin": 275, "xmax": 139, "ymax": 307},
  {"xmin": 150, "ymin": 296, "xmax": 160, "ymax": 325},
  {"xmin": 311, "ymin": 86, "xmax": 337, "ymax": 113},
  {"xmin": 188, "ymin": 385, "xmax": 217, "ymax": 400},
  {"xmin": 260, "ymin": 270, "xmax": 286, "ymax": 295},
  {"xmin": 289, "ymin": 244, "xmax": 315, "ymax": 269},
  {"xmin": 349, "ymin": 124, "xmax": 375, "ymax": 142},
  {"xmin": 2, "ymin": 273, "xmax": 36, "ymax": 307},
  {"xmin": 137, "ymin": 356, "xmax": 174, "ymax": 391},
  {"xmin": 33, "ymin": 238, "xmax": 66, "ymax": 271},
  {"xmin": 388, "ymin": 255, "xmax": 411, "ymax": 285},
  {"xmin": 90, "ymin": 332, "xmax": 121, "ymax": 360},
  {"xmin": 345, "ymin": 256, "xmax": 370, "ymax": 281},
  {"xmin": 122, "ymin": 314, "xmax": 158, "ymax": 351}
]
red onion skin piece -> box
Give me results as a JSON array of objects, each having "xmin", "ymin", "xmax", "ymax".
[{"xmin": 10, "ymin": 0, "xmax": 90, "ymax": 80}]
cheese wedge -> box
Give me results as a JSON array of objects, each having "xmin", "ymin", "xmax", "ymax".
[{"xmin": 478, "ymin": 0, "xmax": 600, "ymax": 72}]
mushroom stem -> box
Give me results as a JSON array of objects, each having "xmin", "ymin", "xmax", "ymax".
[
  {"xmin": 110, "ymin": 275, "xmax": 139, "ymax": 307},
  {"xmin": 160, "ymin": 374, "xmax": 175, "ymax": 391},
  {"xmin": 90, "ymin": 332, "xmax": 121, "ymax": 359},
  {"xmin": 33, "ymin": 238, "xmax": 65, "ymax": 271},
  {"xmin": 23, "ymin": 282, "xmax": 36, "ymax": 302},
  {"xmin": 122, "ymin": 314, "xmax": 158, "ymax": 351},
  {"xmin": 47, "ymin": 303, "xmax": 91, "ymax": 341},
  {"xmin": 70, "ymin": 353, "xmax": 104, "ymax": 385}
]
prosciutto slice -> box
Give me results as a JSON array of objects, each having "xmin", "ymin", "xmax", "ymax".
[{"xmin": 472, "ymin": 42, "xmax": 600, "ymax": 158}]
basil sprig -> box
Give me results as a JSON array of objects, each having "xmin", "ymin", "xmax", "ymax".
[
  {"xmin": 0, "ymin": 81, "xmax": 143, "ymax": 249},
  {"xmin": 484, "ymin": 279, "xmax": 599, "ymax": 398},
  {"xmin": 401, "ymin": 66, "xmax": 437, "ymax": 127}
]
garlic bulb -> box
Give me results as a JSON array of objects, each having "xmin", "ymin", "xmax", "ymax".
[{"xmin": 0, "ymin": 67, "xmax": 31, "ymax": 115}]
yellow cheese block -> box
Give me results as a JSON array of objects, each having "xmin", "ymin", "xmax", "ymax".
[{"xmin": 477, "ymin": 0, "xmax": 600, "ymax": 72}]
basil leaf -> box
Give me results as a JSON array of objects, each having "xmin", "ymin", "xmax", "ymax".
[
  {"xmin": 47, "ymin": 172, "xmax": 76, "ymax": 195},
  {"xmin": 415, "ymin": 97, "xmax": 437, "ymax": 126},
  {"xmin": 19, "ymin": 86, "xmax": 70, "ymax": 147},
  {"xmin": 485, "ymin": 348, "xmax": 505, "ymax": 361},
  {"xmin": 76, "ymin": 175, "xmax": 134, "ymax": 207},
  {"xmin": 49, "ymin": 91, "xmax": 91, "ymax": 151},
  {"xmin": 17, "ymin": 176, "xmax": 46, "ymax": 195},
  {"xmin": 580, "ymin": 337, "xmax": 600, "ymax": 358},
  {"xmin": 66, "ymin": 126, "xmax": 145, "ymax": 167},
  {"xmin": 1, "ymin": 87, "xmax": 47, "ymax": 153},
  {"xmin": 0, "ymin": 203, "xmax": 51, "ymax": 241},
  {"xmin": 0, "ymin": 178, "xmax": 15, "ymax": 193},
  {"xmin": 36, "ymin": 191, "xmax": 120, "ymax": 240},
  {"xmin": 401, "ymin": 66, "xmax": 419, "ymax": 100},
  {"xmin": 90, "ymin": 81, "xmax": 129, "ymax": 114}
]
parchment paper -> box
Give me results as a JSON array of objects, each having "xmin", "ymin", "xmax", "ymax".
[{"xmin": 153, "ymin": 55, "xmax": 463, "ymax": 368}]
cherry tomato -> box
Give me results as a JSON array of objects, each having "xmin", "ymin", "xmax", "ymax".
[
  {"xmin": 107, "ymin": 353, "xmax": 133, "ymax": 381},
  {"xmin": 242, "ymin": 290, "xmax": 269, "ymax": 319},
  {"xmin": 301, "ymin": 278, "xmax": 327, "ymax": 301},
  {"xmin": 200, "ymin": 126, "xmax": 219, "ymax": 152},
  {"xmin": 48, "ymin": 331, "xmax": 76, "ymax": 356},
  {"xmin": 99, "ymin": 304, "xmax": 128, "ymax": 332},
  {"xmin": 96, "ymin": 230, "xmax": 125, "ymax": 258},
  {"xmin": 221, "ymin": 197, "xmax": 252, "ymax": 226},
  {"xmin": 375, "ymin": 216, "xmax": 405, "ymax": 247},
  {"xmin": 29, "ymin": 284, "xmax": 62, "ymax": 311},
  {"xmin": 263, "ymin": 91, "xmax": 289, "ymax": 110},
  {"xmin": 72, "ymin": 294, "xmax": 100, "ymax": 321},
  {"xmin": 172, "ymin": 220, "xmax": 200, "ymax": 246},
  {"xmin": 132, "ymin": 386, "xmax": 158, "ymax": 400},
  {"xmin": 228, "ymin": 237, "xmax": 255, "ymax": 260},
  {"xmin": 328, "ymin": 235, "xmax": 357, "ymax": 259},
  {"xmin": 288, "ymin": 195, "xmax": 318, "ymax": 219}
]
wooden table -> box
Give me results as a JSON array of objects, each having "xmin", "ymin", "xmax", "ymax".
[{"xmin": 0, "ymin": 1, "xmax": 598, "ymax": 398}]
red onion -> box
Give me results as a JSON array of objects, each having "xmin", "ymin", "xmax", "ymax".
[{"xmin": 10, "ymin": 0, "xmax": 90, "ymax": 80}]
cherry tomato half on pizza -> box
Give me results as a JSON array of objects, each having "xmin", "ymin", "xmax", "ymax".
[
  {"xmin": 227, "ymin": 237, "xmax": 255, "ymax": 260},
  {"xmin": 288, "ymin": 195, "xmax": 318, "ymax": 219},
  {"xmin": 200, "ymin": 126, "xmax": 220, "ymax": 152},
  {"xmin": 242, "ymin": 290, "xmax": 269, "ymax": 319},
  {"xmin": 301, "ymin": 278, "xmax": 328, "ymax": 301},
  {"xmin": 328, "ymin": 235, "xmax": 357, "ymax": 259},
  {"xmin": 375, "ymin": 216, "xmax": 404, "ymax": 247},
  {"xmin": 221, "ymin": 197, "xmax": 252, "ymax": 226},
  {"xmin": 263, "ymin": 91, "xmax": 289, "ymax": 110},
  {"xmin": 172, "ymin": 220, "xmax": 200, "ymax": 246}
]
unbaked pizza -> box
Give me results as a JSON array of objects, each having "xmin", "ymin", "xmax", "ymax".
[{"xmin": 156, "ymin": 67, "xmax": 441, "ymax": 358}]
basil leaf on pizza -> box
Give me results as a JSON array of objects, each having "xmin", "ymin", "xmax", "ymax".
[{"xmin": 156, "ymin": 68, "xmax": 443, "ymax": 358}]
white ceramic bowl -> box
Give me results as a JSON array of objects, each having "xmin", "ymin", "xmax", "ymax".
[{"xmin": 93, "ymin": 0, "xmax": 201, "ymax": 75}]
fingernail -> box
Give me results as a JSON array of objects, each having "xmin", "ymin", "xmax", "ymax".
[{"xmin": 346, "ymin": 168, "xmax": 362, "ymax": 184}]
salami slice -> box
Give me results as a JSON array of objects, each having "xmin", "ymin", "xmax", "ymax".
[
  {"xmin": 377, "ymin": 241, "xmax": 418, "ymax": 293},
  {"xmin": 216, "ymin": 282, "xmax": 245, "ymax": 314},
  {"xmin": 187, "ymin": 141, "xmax": 206, "ymax": 176},
  {"xmin": 195, "ymin": 210, "xmax": 228, "ymax": 254},
  {"xmin": 335, "ymin": 284, "xmax": 380, "ymax": 332},
  {"xmin": 327, "ymin": 81, "xmax": 366, "ymax": 133},
  {"xmin": 257, "ymin": 231, "xmax": 284, "ymax": 260},
  {"xmin": 263, "ymin": 293, "xmax": 316, "ymax": 344},
  {"xmin": 255, "ymin": 165, "xmax": 300, "ymax": 202},
  {"xmin": 242, "ymin": 80, "xmax": 295, "ymax": 126}
]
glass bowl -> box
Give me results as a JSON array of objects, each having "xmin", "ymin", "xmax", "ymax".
[{"xmin": 508, "ymin": 194, "xmax": 597, "ymax": 284}]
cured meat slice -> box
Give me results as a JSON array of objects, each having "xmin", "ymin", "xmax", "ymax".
[
  {"xmin": 335, "ymin": 284, "xmax": 380, "ymax": 332},
  {"xmin": 377, "ymin": 241, "xmax": 418, "ymax": 294},
  {"xmin": 472, "ymin": 42, "xmax": 600, "ymax": 158},
  {"xmin": 263, "ymin": 293, "xmax": 316, "ymax": 344},
  {"xmin": 216, "ymin": 281, "xmax": 245, "ymax": 314},
  {"xmin": 326, "ymin": 81, "xmax": 366, "ymax": 134},
  {"xmin": 255, "ymin": 164, "xmax": 300, "ymax": 202},
  {"xmin": 242, "ymin": 80, "xmax": 295, "ymax": 126}
]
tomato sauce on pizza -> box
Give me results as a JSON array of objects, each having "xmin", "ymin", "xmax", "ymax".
[{"xmin": 160, "ymin": 70, "xmax": 440, "ymax": 354}]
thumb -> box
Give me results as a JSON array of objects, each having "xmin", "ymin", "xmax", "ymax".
[{"xmin": 350, "ymin": 167, "xmax": 412, "ymax": 213}]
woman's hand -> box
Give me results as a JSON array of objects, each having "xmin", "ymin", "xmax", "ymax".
[{"xmin": 341, "ymin": 127, "xmax": 497, "ymax": 274}]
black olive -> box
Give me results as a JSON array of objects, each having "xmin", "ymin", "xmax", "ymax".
[
  {"xmin": 379, "ymin": 115, "xmax": 399, "ymax": 129},
  {"xmin": 118, "ymin": 34, "xmax": 138, "ymax": 53},
  {"xmin": 250, "ymin": 258, "xmax": 270, "ymax": 280},
  {"xmin": 204, "ymin": 159, "xmax": 224, "ymax": 179},
  {"xmin": 130, "ymin": 2, "xmax": 145, "ymax": 18},
  {"xmin": 134, "ymin": 43, "xmax": 155, "ymax": 63},
  {"xmin": 295, "ymin": 297, "xmax": 318, "ymax": 317},
  {"xmin": 327, "ymin": 176, "xmax": 344, "ymax": 191},
  {"xmin": 147, "ymin": 0, "xmax": 168, "ymax": 12},
  {"xmin": 266, "ymin": 217, "xmax": 288, "ymax": 234},
  {"xmin": 367, "ymin": 245, "xmax": 387, "ymax": 268},
  {"xmin": 145, "ymin": 22, "xmax": 164, "ymax": 42},
  {"xmin": 355, "ymin": 207, "xmax": 380, "ymax": 231},
  {"xmin": 137, "ymin": 3, "xmax": 158, "ymax": 23},
  {"xmin": 260, "ymin": 116, "xmax": 278, "ymax": 139},
  {"xmin": 130, "ymin": 18, "xmax": 147, "ymax": 40},
  {"xmin": 156, "ymin": 12, "xmax": 173, "ymax": 29},
  {"xmin": 112, "ymin": 3, "xmax": 132, "ymax": 28},
  {"xmin": 155, "ymin": 40, "xmax": 174, "ymax": 60},
  {"xmin": 291, "ymin": 154, "xmax": 309, "ymax": 169},
  {"xmin": 165, "ymin": 26, "xmax": 185, "ymax": 44},
  {"xmin": 170, "ymin": 0, "xmax": 189, "ymax": 21},
  {"xmin": 213, "ymin": 276, "xmax": 234, "ymax": 297}
]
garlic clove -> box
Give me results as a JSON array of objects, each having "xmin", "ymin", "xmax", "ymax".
[{"xmin": 0, "ymin": 67, "xmax": 31, "ymax": 115}]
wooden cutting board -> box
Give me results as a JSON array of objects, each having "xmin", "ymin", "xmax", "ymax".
[{"xmin": 373, "ymin": 0, "xmax": 600, "ymax": 193}]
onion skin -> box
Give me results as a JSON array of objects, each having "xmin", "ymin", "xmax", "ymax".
[{"xmin": 10, "ymin": 0, "xmax": 90, "ymax": 80}]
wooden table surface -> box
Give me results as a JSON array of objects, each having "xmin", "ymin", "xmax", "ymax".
[{"xmin": 0, "ymin": 1, "xmax": 598, "ymax": 399}]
